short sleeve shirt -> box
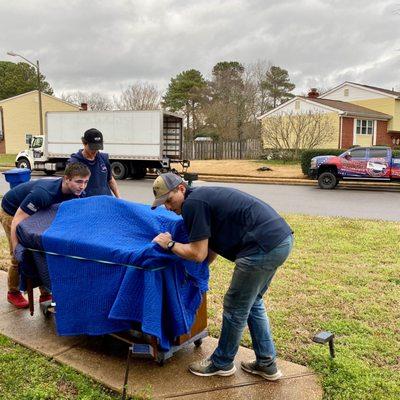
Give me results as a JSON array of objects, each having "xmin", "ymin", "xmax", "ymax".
[
  {"xmin": 1, "ymin": 178, "xmax": 79, "ymax": 216},
  {"xmin": 181, "ymin": 187, "xmax": 293, "ymax": 261},
  {"xmin": 68, "ymin": 150, "xmax": 112, "ymax": 196}
]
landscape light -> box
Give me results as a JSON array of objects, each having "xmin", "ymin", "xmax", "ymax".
[{"xmin": 313, "ymin": 331, "xmax": 335, "ymax": 358}]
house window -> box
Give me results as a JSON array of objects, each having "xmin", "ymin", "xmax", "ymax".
[
  {"xmin": 356, "ymin": 119, "xmax": 374, "ymax": 135},
  {"xmin": 344, "ymin": 88, "xmax": 349, "ymax": 96},
  {"xmin": 295, "ymin": 100, "xmax": 300, "ymax": 110}
]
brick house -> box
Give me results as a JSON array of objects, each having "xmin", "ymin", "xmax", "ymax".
[{"xmin": 259, "ymin": 82, "xmax": 400, "ymax": 149}]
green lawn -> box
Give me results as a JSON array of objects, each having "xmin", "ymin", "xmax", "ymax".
[
  {"xmin": 0, "ymin": 153, "xmax": 17, "ymax": 166},
  {"xmin": 0, "ymin": 215, "xmax": 399, "ymax": 399},
  {"xmin": 209, "ymin": 215, "xmax": 400, "ymax": 400}
]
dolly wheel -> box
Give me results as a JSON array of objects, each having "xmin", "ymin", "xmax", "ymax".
[
  {"xmin": 158, "ymin": 359, "xmax": 165, "ymax": 367},
  {"xmin": 194, "ymin": 338, "xmax": 203, "ymax": 347},
  {"xmin": 42, "ymin": 306, "xmax": 50, "ymax": 318}
]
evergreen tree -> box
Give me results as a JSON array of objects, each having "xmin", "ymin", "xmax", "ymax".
[
  {"xmin": 261, "ymin": 66, "xmax": 295, "ymax": 108},
  {"xmin": 0, "ymin": 61, "xmax": 53, "ymax": 100},
  {"xmin": 207, "ymin": 61, "xmax": 248, "ymax": 143},
  {"xmin": 162, "ymin": 69, "xmax": 207, "ymax": 139}
]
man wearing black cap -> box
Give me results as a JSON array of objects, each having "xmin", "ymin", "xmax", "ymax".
[
  {"xmin": 68, "ymin": 128, "xmax": 120, "ymax": 197},
  {"xmin": 152, "ymin": 172, "xmax": 293, "ymax": 380}
]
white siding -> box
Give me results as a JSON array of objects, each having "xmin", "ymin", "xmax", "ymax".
[
  {"xmin": 267, "ymin": 98, "xmax": 331, "ymax": 116},
  {"xmin": 321, "ymin": 84, "xmax": 388, "ymax": 101}
]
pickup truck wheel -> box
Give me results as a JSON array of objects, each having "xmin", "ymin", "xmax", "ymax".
[
  {"xmin": 17, "ymin": 158, "xmax": 31, "ymax": 170},
  {"xmin": 318, "ymin": 172, "xmax": 338, "ymax": 189},
  {"xmin": 111, "ymin": 161, "xmax": 128, "ymax": 180},
  {"xmin": 45, "ymin": 171, "xmax": 56, "ymax": 176}
]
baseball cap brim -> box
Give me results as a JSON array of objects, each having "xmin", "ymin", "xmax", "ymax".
[
  {"xmin": 151, "ymin": 193, "xmax": 170, "ymax": 209},
  {"xmin": 88, "ymin": 142, "xmax": 103, "ymax": 151}
]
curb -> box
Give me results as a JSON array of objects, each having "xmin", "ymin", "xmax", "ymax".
[
  {"xmin": 1, "ymin": 167, "xmax": 398, "ymax": 190},
  {"xmin": 196, "ymin": 174, "xmax": 400, "ymax": 189}
]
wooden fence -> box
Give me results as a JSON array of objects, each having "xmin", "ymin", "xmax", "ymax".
[{"xmin": 183, "ymin": 139, "xmax": 262, "ymax": 160}]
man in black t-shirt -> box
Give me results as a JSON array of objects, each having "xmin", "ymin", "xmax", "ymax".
[
  {"xmin": 0, "ymin": 163, "xmax": 90, "ymax": 309},
  {"xmin": 152, "ymin": 173, "xmax": 293, "ymax": 380}
]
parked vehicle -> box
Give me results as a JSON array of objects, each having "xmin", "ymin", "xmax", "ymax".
[
  {"xmin": 16, "ymin": 110, "xmax": 189, "ymax": 179},
  {"xmin": 309, "ymin": 146, "xmax": 400, "ymax": 189}
]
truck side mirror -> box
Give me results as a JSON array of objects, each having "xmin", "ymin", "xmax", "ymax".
[{"xmin": 344, "ymin": 154, "xmax": 351, "ymax": 160}]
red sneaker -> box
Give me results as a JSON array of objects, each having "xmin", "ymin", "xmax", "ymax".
[
  {"xmin": 7, "ymin": 291, "xmax": 29, "ymax": 309},
  {"xmin": 39, "ymin": 293, "xmax": 52, "ymax": 303}
]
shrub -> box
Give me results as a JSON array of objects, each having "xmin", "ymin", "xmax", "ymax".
[
  {"xmin": 260, "ymin": 148, "xmax": 304, "ymax": 162},
  {"xmin": 301, "ymin": 149, "xmax": 345, "ymax": 176}
]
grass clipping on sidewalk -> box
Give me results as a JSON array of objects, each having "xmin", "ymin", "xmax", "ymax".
[
  {"xmin": 208, "ymin": 215, "xmax": 400, "ymax": 400},
  {"xmin": 0, "ymin": 215, "xmax": 399, "ymax": 399}
]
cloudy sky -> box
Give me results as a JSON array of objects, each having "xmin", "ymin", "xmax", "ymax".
[{"xmin": 1, "ymin": 0, "xmax": 400, "ymax": 98}]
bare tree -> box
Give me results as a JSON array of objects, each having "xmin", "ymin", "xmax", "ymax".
[
  {"xmin": 246, "ymin": 60, "xmax": 273, "ymax": 117},
  {"xmin": 114, "ymin": 82, "xmax": 161, "ymax": 110},
  {"xmin": 61, "ymin": 91, "xmax": 112, "ymax": 111},
  {"xmin": 261, "ymin": 111, "xmax": 336, "ymax": 158}
]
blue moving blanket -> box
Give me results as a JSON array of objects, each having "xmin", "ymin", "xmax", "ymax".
[{"xmin": 40, "ymin": 196, "xmax": 209, "ymax": 350}]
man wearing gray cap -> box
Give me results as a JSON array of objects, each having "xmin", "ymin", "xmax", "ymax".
[
  {"xmin": 152, "ymin": 172, "xmax": 293, "ymax": 380},
  {"xmin": 68, "ymin": 128, "xmax": 120, "ymax": 198}
]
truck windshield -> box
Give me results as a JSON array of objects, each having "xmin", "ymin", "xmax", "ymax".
[{"xmin": 31, "ymin": 137, "xmax": 43, "ymax": 149}]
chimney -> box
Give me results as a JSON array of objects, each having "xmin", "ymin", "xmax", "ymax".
[
  {"xmin": 307, "ymin": 88, "xmax": 319, "ymax": 98},
  {"xmin": 80, "ymin": 102, "xmax": 88, "ymax": 111}
]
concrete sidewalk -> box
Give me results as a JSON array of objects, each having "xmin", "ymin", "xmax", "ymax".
[{"xmin": 0, "ymin": 271, "xmax": 322, "ymax": 399}]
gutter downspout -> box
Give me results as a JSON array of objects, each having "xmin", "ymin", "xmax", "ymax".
[{"xmin": 339, "ymin": 112, "xmax": 347, "ymax": 149}]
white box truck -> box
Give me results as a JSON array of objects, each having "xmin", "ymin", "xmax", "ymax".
[{"xmin": 16, "ymin": 110, "xmax": 189, "ymax": 179}]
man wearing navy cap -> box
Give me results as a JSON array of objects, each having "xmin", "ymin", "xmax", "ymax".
[
  {"xmin": 69, "ymin": 128, "xmax": 120, "ymax": 198},
  {"xmin": 152, "ymin": 172, "xmax": 293, "ymax": 380}
]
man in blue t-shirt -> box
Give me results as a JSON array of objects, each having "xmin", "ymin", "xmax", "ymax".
[
  {"xmin": 0, "ymin": 163, "xmax": 90, "ymax": 309},
  {"xmin": 68, "ymin": 128, "xmax": 120, "ymax": 198},
  {"xmin": 152, "ymin": 172, "xmax": 293, "ymax": 380}
]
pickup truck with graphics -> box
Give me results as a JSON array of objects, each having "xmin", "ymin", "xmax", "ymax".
[{"xmin": 309, "ymin": 146, "xmax": 400, "ymax": 189}]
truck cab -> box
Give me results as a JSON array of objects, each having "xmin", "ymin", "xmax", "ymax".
[
  {"xmin": 16, "ymin": 135, "xmax": 57, "ymax": 175},
  {"xmin": 309, "ymin": 146, "xmax": 398, "ymax": 189}
]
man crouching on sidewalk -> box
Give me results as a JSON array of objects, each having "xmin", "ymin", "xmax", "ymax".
[
  {"xmin": 152, "ymin": 172, "xmax": 293, "ymax": 380},
  {"xmin": 0, "ymin": 162, "xmax": 90, "ymax": 308}
]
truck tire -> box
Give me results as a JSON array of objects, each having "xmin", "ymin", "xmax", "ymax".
[
  {"xmin": 111, "ymin": 161, "xmax": 128, "ymax": 180},
  {"xmin": 130, "ymin": 166, "xmax": 147, "ymax": 180},
  {"xmin": 45, "ymin": 171, "xmax": 56, "ymax": 176},
  {"xmin": 17, "ymin": 158, "xmax": 31, "ymax": 170},
  {"xmin": 318, "ymin": 171, "xmax": 338, "ymax": 189}
]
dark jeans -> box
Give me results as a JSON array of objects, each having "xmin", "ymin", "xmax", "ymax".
[{"xmin": 211, "ymin": 234, "xmax": 294, "ymax": 368}]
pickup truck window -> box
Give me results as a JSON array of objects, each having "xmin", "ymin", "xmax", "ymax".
[
  {"xmin": 369, "ymin": 148, "xmax": 388, "ymax": 158},
  {"xmin": 348, "ymin": 148, "xmax": 366, "ymax": 158}
]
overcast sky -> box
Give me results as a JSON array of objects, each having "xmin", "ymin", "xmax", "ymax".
[{"xmin": 1, "ymin": 0, "xmax": 400, "ymax": 98}]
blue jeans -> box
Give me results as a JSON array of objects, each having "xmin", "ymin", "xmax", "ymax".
[{"xmin": 211, "ymin": 234, "xmax": 294, "ymax": 368}]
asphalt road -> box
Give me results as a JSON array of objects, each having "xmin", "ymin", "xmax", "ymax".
[{"xmin": 1, "ymin": 174, "xmax": 398, "ymax": 221}]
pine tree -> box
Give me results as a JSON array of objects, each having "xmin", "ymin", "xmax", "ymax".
[
  {"xmin": 162, "ymin": 70, "xmax": 207, "ymax": 139},
  {"xmin": 261, "ymin": 66, "xmax": 295, "ymax": 108}
]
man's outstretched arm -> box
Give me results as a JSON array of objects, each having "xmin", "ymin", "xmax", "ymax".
[
  {"xmin": 153, "ymin": 232, "xmax": 209, "ymax": 263},
  {"xmin": 10, "ymin": 208, "xmax": 31, "ymax": 252}
]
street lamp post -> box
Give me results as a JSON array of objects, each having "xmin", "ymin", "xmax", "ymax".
[{"xmin": 7, "ymin": 51, "xmax": 44, "ymax": 136}]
